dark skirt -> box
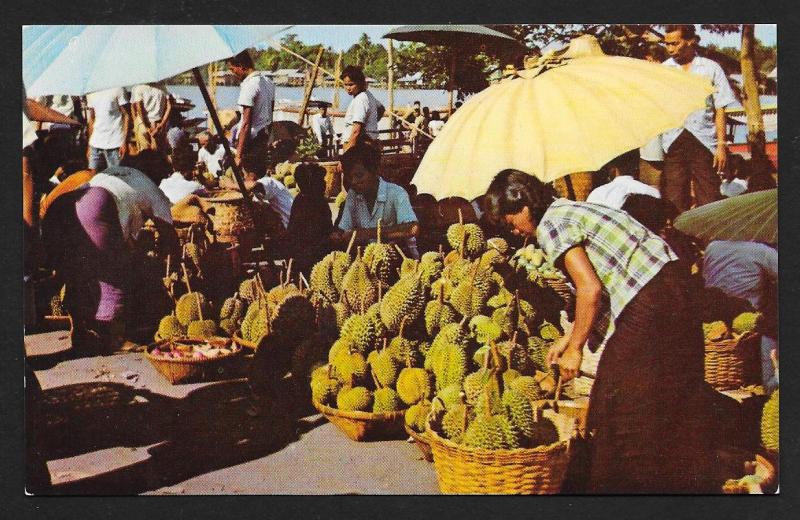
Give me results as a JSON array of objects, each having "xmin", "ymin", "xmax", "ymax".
[{"xmin": 585, "ymin": 261, "xmax": 717, "ymax": 493}]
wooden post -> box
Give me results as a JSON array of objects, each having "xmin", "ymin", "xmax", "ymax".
[
  {"xmin": 387, "ymin": 39, "xmax": 395, "ymax": 138},
  {"xmin": 298, "ymin": 46, "xmax": 325, "ymax": 126},
  {"xmin": 333, "ymin": 51, "xmax": 343, "ymax": 109},
  {"xmin": 207, "ymin": 61, "xmax": 219, "ymax": 131},
  {"xmin": 448, "ymin": 53, "xmax": 456, "ymax": 116},
  {"xmin": 740, "ymin": 24, "xmax": 768, "ymax": 168}
]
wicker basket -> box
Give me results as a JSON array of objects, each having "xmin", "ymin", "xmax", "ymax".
[
  {"xmin": 553, "ymin": 172, "xmax": 593, "ymax": 201},
  {"xmin": 197, "ymin": 191, "xmax": 256, "ymax": 244},
  {"xmin": 145, "ymin": 336, "xmax": 244, "ymax": 384},
  {"xmin": 405, "ymin": 424, "xmax": 434, "ymax": 462},
  {"xmin": 312, "ymin": 399, "xmax": 407, "ymax": 442},
  {"xmin": 319, "ymin": 160, "xmax": 342, "ymax": 199},
  {"xmin": 705, "ymin": 332, "xmax": 760, "ymax": 391},
  {"xmin": 425, "ymin": 408, "xmax": 576, "ymax": 494},
  {"xmin": 543, "ymin": 278, "xmax": 574, "ymax": 311}
]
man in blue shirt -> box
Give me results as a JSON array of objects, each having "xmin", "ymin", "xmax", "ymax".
[
  {"xmin": 661, "ymin": 25, "xmax": 737, "ymax": 213},
  {"xmin": 331, "ymin": 142, "xmax": 419, "ymax": 258}
]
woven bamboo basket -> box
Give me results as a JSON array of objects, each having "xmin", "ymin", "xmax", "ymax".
[
  {"xmin": 197, "ymin": 191, "xmax": 256, "ymax": 244},
  {"xmin": 425, "ymin": 408, "xmax": 575, "ymax": 494},
  {"xmin": 43, "ymin": 315, "xmax": 74, "ymax": 333},
  {"xmin": 405, "ymin": 424, "xmax": 434, "ymax": 462},
  {"xmin": 721, "ymin": 453, "xmax": 777, "ymax": 494},
  {"xmin": 704, "ymin": 332, "xmax": 760, "ymax": 391},
  {"xmin": 145, "ymin": 337, "xmax": 243, "ymax": 384},
  {"xmin": 544, "ymin": 278, "xmax": 574, "ymax": 312},
  {"xmin": 553, "ymin": 172, "xmax": 593, "ymax": 201},
  {"xmin": 319, "ymin": 160, "xmax": 342, "ymax": 199},
  {"xmin": 312, "ymin": 399, "xmax": 407, "ymax": 442}
]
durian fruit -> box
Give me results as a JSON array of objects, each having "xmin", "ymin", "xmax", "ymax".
[
  {"xmin": 425, "ymin": 284, "xmax": 458, "ymax": 337},
  {"xmin": 446, "ymin": 215, "xmax": 486, "ymax": 259},
  {"xmin": 219, "ymin": 294, "xmax": 245, "ymax": 323},
  {"xmin": 492, "ymin": 292, "xmax": 534, "ymax": 337},
  {"xmin": 436, "ymin": 384, "xmax": 463, "ymax": 410},
  {"xmin": 175, "ymin": 292, "xmax": 211, "ymax": 326},
  {"xmin": 761, "ymin": 389, "xmax": 779, "ymax": 452},
  {"xmin": 449, "ymin": 263, "xmax": 493, "ymax": 319},
  {"xmin": 336, "ymin": 386, "xmax": 373, "ymax": 412},
  {"xmin": 509, "ymin": 375, "xmax": 548, "ymax": 402},
  {"xmin": 469, "ymin": 315, "xmax": 503, "ymax": 344},
  {"xmin": 50, "ymin": 285, "xmax": 67, "ymax": 316},
  {"xmin": 387, "ymin": 318, "xmax": 424, "ymax": 368},
  {"xmin": 703, "ymin": 320, "xmax": 730, "ymax": 342},
  {"xmin": 155, "ymin": 313, "xmax": 185, "ymax": 341},
  {"xmin": 527, "ymin": 336, "xmax": 550, "ymax": 372},
  {"xmin": 528, "ymin": 417, "xmax": 559, "ymax": 447},
  {"xmin": 539, "ymin": 320, "xmax": 562, "ymax": 341},
  {"xmin": 271, "ymin": 292, "xmax": 315, "ymax": 342},
  {"xmin": 486, "ymin": 237, "xmax": 509, "ymax": 255},
  {"xmin": 463, "ymin": 351, "xmax": 495, "ymax": 406},
  {"xmin": 365, "ymin": 303, "xmax": 389, "ymax": 342},
  {"xmin": 497, "ymin": 334, "xmax": 534, "ymax": 375},
  {"xmin": 472, "ymin": 345, "xmax": 491, "ymax": 368},
  {"xmin": 310, "ymin": 252, "xmax": 347, "ymax": 303},
  {"xmin": 328, "ymin": 337, "xmax": 356, "ymax": 364},
  {"xmin": 219, "ymin": 318, "xmax": 237, "ymax": 336},
  {"xmin": 331, "ymin": 346, "xmax": 369, "ymax": 387},
  {"xmin": 443, "ymin": 257, "xmax": 474, "ymax": 286},
  {"xmin": 487, "ymin": 287, "xmax": 513, "ymax": 309},
  {"xmin": 267, "ymin": 282, "xmax": 302, "ymax": 308},
  {"xmin": 441, "ymin": 393, "xmax": 470, "ymax": 444},
  {"xmin": 732, "ymin": 312, "xmax": 759, "ymax": 336},
  {"xmin": 425, "ymin": 319, "xmax": 470, "ymax": 372},
  {"xmin": 502, "ymin": 387, "xmax": 536, "ymax": 444},
  {"xmin": 340, "ymin": 313, "xmax": 377, "ymax": 354},
  {"xmin": 184, "ymin": 242, "xmax": 202, "ymax": 270},
  {"xmin": 396, "ymin": 366, "xmax": 434, "ymax": 406},
  {"xmin": 333, "ymin": 301, "xmax": 350, "ymax": 329},
  {"xmin": 502, "ymin": 369, "xmax": 521, "ymax": 388},
  {"xmin": 340, "ymin": 249, "xmax": 379, "ymax": 313},
  {"xmin": 240, "ymin": 299, "xmax": 271, "ymax": 343},
  {"xmin": 334, "ymin": 191, "xmax": 347, "ymax": 208},
  {"xmin": 379, "ymin": 273, "xmax": 425, "ymax": 333},
  {"xmin": 433, "ymin": 341, "xmax": 469, "ymax": 391},
  {"xmin": 474, "ymin": 370, "xmax": 506, "ymax": 417},
  {"xmin": 400, "ymin": 257, "xmax": 419, "ymax": 278},
  {"xmin": 373, "ymin": 386, "xmax": 403, "ymax": 413},
  {"xmin": 238, "ymin": 278, "xmax": 259, "ymax": 303},
  {"xmin": 405, "ymin": 399, "xmax": 432, "ymax": 433},
  {"xmin": 363, "ymin": 223, "xmax": 402, "ymax": 287},
  {"xmin": 430, "ymin": 277, "xmax": 454, "ymax": 302},
  {"xmin": 283, "ymin": 174, "xmax": 296, "ymax": 189},
  {"xmin": 418, "ymin": 251, "xmax": 445, "ymax": 289},
  {"xmin": 462, "ymin": 413, "xmax": 519, "ymax": 450},
  {"xmin": 371, "ymin": 339, "xmax": 401, "ymax": 388},
  {"xmin": 479, "ymin": 248, "xmax": 505, "ymax": 268},
  {"xmin": 311, "ymin": 365, "xmax": 341, "ymax": 406},
  {"xmin": 187, "ymin": 319, "xmax": 218, "ymax": 338}
]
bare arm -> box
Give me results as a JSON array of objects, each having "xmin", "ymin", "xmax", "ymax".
[
  {"xmin": 546, "ymin": 246, "xmax": 603, "ymax": 381},
  {"xmin": 119, "ymin": 104, "xmax": 131, "ymax": 157},
  {"xmin": 154, "ymin": 95, "xmax": 173, "ymax": 135},
  {"xmin": 345, "ymin": 121, "xmax": 364, "ymax": 151},
  {"xmin": 236, "ymin": 106, "xmax": 253, "ymax": 163},
  {"xmin": 86, "ymin": 107, "xmax": 95, "ymax": 159},
  {"xmin": 713, "ymin": 107, "xmax": 728, "ymax": 172}
]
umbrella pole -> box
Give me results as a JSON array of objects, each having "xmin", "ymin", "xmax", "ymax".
[
  {"xmin": 387, "ymin": 39, "xmax": 395, "ymax": 139},
  {"xmin": 448, "ymin": 53, "xmax": 456, "ymax": 116},
  {"xmin": 564, "ymin": 174, "xmax": 576, "ymax": 200}
]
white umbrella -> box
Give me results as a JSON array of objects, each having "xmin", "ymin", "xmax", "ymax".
[
  {"xmin": 23, "ymin": 25, "xmax": 290, "ymax": 96},
  {"xmin": 23, "ymin": 25, "xmax": 290, "ymax": 201}
]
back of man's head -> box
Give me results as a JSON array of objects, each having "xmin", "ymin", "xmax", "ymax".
[
  {"xmin": 341, "ymin": 141, "xmax": 381, "ymax": 175},
  {"xmin": 228, "ymin": 50, "xmax": 254, "ymax": 70},
  {"xmin": 602, "ymin": 148, "xmax": 640, "ymax": 179},
  {"xmin": 664, "ymin": 24, "xmax": 697, "ymax": 41},
  {"xmin": 120, "ymin": 149, "xmax": 172, "ymax": 183}
]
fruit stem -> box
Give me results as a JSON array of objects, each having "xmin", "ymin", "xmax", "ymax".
[{"xmin": 346, "ymin": 231, "xmax": 358, "ymax": 256}]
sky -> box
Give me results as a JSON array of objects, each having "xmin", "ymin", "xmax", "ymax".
[{"xmin": 271, "ymin": 24, "xmax": 777, "ymax": 52}]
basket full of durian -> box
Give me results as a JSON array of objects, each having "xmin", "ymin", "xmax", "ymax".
[
  {"xmin": 423, "ymin": 358, "xmax": 576, "ymax": 495},
  {"xmin": 510, "ymin": 244, "xmax": 572, "ymax": 309},
  {"xmin": 703, "ymin": 312, "xmax": 761, "ymax": 391}
]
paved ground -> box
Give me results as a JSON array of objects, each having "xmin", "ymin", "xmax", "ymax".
[{"xmin": 26, "ymin": 331, "xmax": 440, "ymax": 495}]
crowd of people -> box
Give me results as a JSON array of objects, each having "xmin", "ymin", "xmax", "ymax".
[{"xmin": 23, "ymin": 26, "xmax": 778, "ymax": 494}]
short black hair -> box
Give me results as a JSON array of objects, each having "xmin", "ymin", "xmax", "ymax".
[
  {"xmin": 120, "ymin": 149, "xmax": 172, "ymax": 183},
  {"xmin": 601, "ymin": 149, "xmax": 640, "ymax": 179},
  {"xmin": 340, "ymin": 141, "xmax": 381, "ymax": 174},
  {"xmin": 484, "ymin": 169, "xmax": 556, "ymax": 227},
  {"xmin": 227, "ymin": 50, "xmax": 254, "ymax": 69},
  {"xmin": 341, "ymin": 65, "xmax": 366, "ymax": 86},
  {"xmin": 664, "ymin": 24, "xmax": 697, "ymax": 41},
  {"xmin": 294, "ymin": 162, "xmax": 326, "ymax": 198}
]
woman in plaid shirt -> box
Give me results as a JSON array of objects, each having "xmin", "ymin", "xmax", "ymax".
[{"xmin": 485, "ymin": 169, "xmax": 716, "ymax": 493}]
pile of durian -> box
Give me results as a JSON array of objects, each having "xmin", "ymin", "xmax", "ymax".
[
  {"xmin": 49, "ymin": 284, "xmax": 67, "ymax": 317},
  {"xmin": 306, "ymin": 218, "xmax": 565, "ymax": 435},
  {"xmin": 274, "ymin": 161, "xmax": 300, "ymax": 197},
  {"xmin": 510, "ymin": 244, "xmax": 567, "ymax": 286},
  {"xmin": 703, "ymin": 311, "xmax": 759, "ymax": 343}
]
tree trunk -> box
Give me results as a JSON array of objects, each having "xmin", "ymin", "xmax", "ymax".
[{"xmin": 740, "ymin": 24, "xmax": 768, "ymax": 169}]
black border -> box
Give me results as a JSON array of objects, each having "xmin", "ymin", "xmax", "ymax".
[{"xmin": 3, "ymin": 1, "xmax": 799, "ymax": 518}]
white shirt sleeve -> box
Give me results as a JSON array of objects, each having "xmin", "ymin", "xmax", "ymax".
[
  {"xmin": 350, "ymin": 93, "xmax": 369, "ymax": 124},
  {"xmin": 116, "ymin": 88, "xmax": 129, "ymax": 107},
  {"xmin": 711, "ymin": 62, "xmax": 737, "ymax": 110},
  {"xmin": 238, "ymin": 76, "xmax": 257, "ymax": 107}
]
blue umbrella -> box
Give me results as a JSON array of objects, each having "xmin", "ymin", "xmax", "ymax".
[
  {"xmin": 23, "ymin": 25, "xmax": 290, "ymax": 96},
  {"xmin": 23, "ymin": 24, "xmax": 290, "ymax": 206}
]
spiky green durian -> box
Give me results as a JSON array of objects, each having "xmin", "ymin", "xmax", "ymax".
[
  {"xmin": 399, "ymin": 257, "xmax": 419, "ymax": 278},
  {"xmin": 703, "ymin": 320, "xmax": 730, "ymax": 342},
  {"xmin": 538, "ymin": 320, "xmax": 562, "ymax": 341},
  {"xmin": 340, "ymin": 251, "xmax": 379, "ymax": 313},
  {"xmin": 449, "ymin": 265, "xmax": 492, "ymax": 319},
  {"xmin": 433, "ymin": 342, "xmax": 468, "ymax": 391},
  {"xmin": 241, "ymin": 299, "xmax": 270, "ymax": 343},
  {"xmin": 509, "ymin": 375, "xmax": 548, "ymax": 402},
  {"xmin": 469, "ymin": 315, "xmax": 503, "ymax": 344},
  {"xmin": 396, "ymin": 367, "xmax": 433, "ymax": 405},
  {"xmin": 442, "ymin": 257, "xmax": 473, "ymax": 286},
  {"xmin": 419, "ymin": 251, "xmax": 444, "ymax": 288},
  {"xmin": 371, "ymin": 345, "xmax": 401, "ymax": 388},
  {"xmin": 497, "ymin": 336, "xmax": 534, "ymax": 375},
  {"xmin": 732, "ymin": 312, "xmax": 759, "ymax": 336},
  {"xmin": 328, "ymin": 337, "xmax": 356, "ymax": 364},
  {"xmin": 463, "ymin": 414, "xmax": 518, "ymax": 450},
  {"xmin": 379, "ymin": 273, "xmax": 425, "ymax": 332},
  {"xmin": 187, "ymin": 319, "xmax": 217, "ymax": 338},
  {"xmin": 425, "ymin": 285, "xmax": 458, "ymax": 337},
  {"xmin": 486, "ymin": 237, "xmax": 509, "ymax": 255},
  {"xmin": 436, "ymin": 384, "xmax": 463, "ymax": 410},
  {"xmin": 447, "ymin": 222, "xmax": 486, "ymax": 258},
  {"xmin": 331, "ymin": 349, "xmax": 369, "ymax": 386},
  {"xmin": 502, "ymin": 387, "xmax": 536, "ymax": 443},
  {"xmin": 373, "ymin": 387, "xmax": 403, "ymax": 413},
  {"xmin": 336, "ymin": 386, "xmax": 373, "ymax": 412},
  {"xmin": 527, "ymin": 336, "xmax": 549, "ymax": 372},
  {"xmin": 502, "ymin": 369, "xmax": 521, "ymax": 388},
  {"xmin": 266, "ymin": 283, "xmax": 302, "ymax": 308},
  {"xmin": 310, "ymin": 255, "xmax": 338, "ymax": 303},
  {"xmin": 340, "ymin": 313, "xmax": 377, "ymax": 354},
  {"xmin": 175, "ymin": 292, "xmax": 211, "ymax": 326},
  {"xmin": 487, "ymin": 287, "xmax": 514, "ymax": 309},
  {"xmin": 405, "ymin": 400, "xmax": 432, "ymax": 433},
  {"xmin": 311, "ymin": 366, "xmax": 341, "ymax": 406},
  {"xmin": 219, "ymin": 318, "xmax": 237, "ymax": 336},
  {"xmin": 333, "ymin": 301, "xmax": 350, "ymax": 329},
  {"xmin": 425, "ymin": 320, "xmax": 470, "ymax": 372},
  {"xmin": 761, "ymin": 390, "xmax": 779, "ymax": 452},
  {"xmin": 238, "ymin": 278, "xmax": 259, "ymax": 302},
  {"xmin": 441, "ymin": 394, "xmax": 470, "ymax": 444},
  {"xmin": 387, "ymin": 318, "xmax": 424, "ymax": 368},
  {"xmin": 430, "ymin": 277, "xmax": 454, "ymax": 302},
  {"xmin": 219, "ymin": 295, "xmax": 245, "ymax": 323},
  {"xmin": 155, "ymin": 314, "xmax": 185, "ymax": 341},
  {"xmin": 365, "ymin": 303, "xmax": 389, "ymax": 341}
]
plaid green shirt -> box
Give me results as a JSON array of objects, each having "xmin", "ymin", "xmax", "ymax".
[{"xmin": 536, "ymin": 199, "xmax": 678, "ymax": 351}]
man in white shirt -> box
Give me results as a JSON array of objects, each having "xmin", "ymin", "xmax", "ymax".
[
  {"xmin": 159, "ymin": 171, "xmax": 204, "ymax": 205},
  {"xmin": 196, "ymin": 131, "xmax": 226, "ymax": 175},
  {"xmin": 341, "ymin": 65, "xmax": 384, "ymax": 152},
  {"xmin": 227, "ymin": 50, "xmax": 274, "ymax": 178},
  {"xmin": 587, "ymin": 149, "xmax": 661, "ymax": 209},
  {"xmin": 427, "ymin": 111, "xmax": 445, "ymax": 137},
  {"xmin": 660, "ymin": 25, "xmax": 737, "ymax": 213},
  {"xmin": 218, "ymin": 153, "xmax": 294, "ymax": 229},
  {"xmin": 130, "ymin": 82, "xmax": 172, "ymax": 153},
  {"xmin": 86, "ymin": 87, "xmax": 131, "ymax": 171},
  {"xmin": 310, "ymin": 103, "xmax": 335, "ymax": 156}
]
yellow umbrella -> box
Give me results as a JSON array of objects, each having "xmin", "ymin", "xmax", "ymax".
[{"xmin": 412, "ymin": 35, "xmax": 716, "ymax": 201}]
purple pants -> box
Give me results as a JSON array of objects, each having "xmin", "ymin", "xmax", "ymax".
[{"xmin": 42, "ymin": 186, "xmax": 130, "ymax": 325}]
